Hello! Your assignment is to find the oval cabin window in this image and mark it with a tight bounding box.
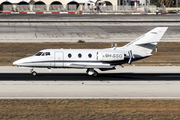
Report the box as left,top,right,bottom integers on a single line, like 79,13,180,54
68,53,72,58
88,53,92,58
78,53,82,58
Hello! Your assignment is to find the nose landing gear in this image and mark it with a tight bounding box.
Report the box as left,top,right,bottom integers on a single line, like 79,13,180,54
32,71,37,76
30,69,37,76
86,68,98,77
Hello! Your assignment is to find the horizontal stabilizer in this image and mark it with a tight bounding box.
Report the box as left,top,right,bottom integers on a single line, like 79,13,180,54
134,53,152,58
135,41,159,45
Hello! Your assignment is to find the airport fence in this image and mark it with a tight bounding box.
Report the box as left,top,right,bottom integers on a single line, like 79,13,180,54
16,5,30,12
49,5,64,12
2,5,12,12
3,4,160,13
82,5,157,13
33,5,47,12
3,4,77,12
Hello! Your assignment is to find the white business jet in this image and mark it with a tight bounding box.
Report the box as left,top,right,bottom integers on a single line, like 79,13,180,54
13,27,168,76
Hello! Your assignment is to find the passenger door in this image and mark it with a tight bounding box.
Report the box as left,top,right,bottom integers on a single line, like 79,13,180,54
54,52,64,67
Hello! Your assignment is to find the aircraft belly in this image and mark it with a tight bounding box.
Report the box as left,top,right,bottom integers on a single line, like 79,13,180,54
69,62,113,69
54,61,63,67
22,62,51,67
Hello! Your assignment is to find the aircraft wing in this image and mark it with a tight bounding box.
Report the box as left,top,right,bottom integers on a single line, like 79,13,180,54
69,64,114,68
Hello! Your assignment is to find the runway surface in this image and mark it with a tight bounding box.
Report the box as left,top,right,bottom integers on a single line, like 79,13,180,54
0,14,180,23
1,73,180,81
0,14,180,20
1,66,180,80
0,14,179,42
0,24,179,42
0,66,180,99
1,73,180,80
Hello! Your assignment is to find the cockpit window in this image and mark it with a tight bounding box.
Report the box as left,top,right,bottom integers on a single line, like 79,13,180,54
46,52,50,56
35,52,43,56
35,52,50,56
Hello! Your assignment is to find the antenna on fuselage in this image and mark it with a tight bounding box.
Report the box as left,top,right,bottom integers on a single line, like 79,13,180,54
115,43,117,47
111,43,117,48
113,43,117,50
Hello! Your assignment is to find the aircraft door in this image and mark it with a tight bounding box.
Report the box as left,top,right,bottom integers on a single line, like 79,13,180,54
54,52,64,67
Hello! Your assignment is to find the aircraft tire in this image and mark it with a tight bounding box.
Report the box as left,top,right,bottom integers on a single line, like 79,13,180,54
93,71,98,77
32,71,37,76
86,69,89,74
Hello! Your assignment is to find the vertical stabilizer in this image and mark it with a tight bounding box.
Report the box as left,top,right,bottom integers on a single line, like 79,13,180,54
123,27,168,56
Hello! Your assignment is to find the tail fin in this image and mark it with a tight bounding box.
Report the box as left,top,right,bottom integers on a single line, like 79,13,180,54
123,27,168,56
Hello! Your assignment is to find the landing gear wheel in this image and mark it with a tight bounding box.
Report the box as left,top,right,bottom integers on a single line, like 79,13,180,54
86,68,98,77
93,70,98,77
32,71,37,76
86,69,89,74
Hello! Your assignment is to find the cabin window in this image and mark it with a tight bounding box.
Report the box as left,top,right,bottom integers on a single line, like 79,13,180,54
68,53,72,58
78,53,82,58
88,53,92,58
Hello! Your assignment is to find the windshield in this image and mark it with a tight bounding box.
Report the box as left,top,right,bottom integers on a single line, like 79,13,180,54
35,52,43,56
35,52,50,56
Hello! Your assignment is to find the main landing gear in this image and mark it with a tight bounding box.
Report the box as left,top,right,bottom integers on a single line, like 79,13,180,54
30,69,37,76
86,68,98,77
30,68,98,77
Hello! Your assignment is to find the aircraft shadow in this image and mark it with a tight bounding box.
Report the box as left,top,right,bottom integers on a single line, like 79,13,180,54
0,73,179,81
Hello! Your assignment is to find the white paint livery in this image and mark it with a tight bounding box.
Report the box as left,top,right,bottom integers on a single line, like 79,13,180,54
13,27,168,76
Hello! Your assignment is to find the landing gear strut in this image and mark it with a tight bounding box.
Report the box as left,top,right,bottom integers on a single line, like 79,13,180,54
86,68,98,77
30,69,37,76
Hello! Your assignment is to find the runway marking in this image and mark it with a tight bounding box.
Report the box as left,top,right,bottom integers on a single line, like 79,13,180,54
159,75,180,77
1,97,180,99
79,22,102,39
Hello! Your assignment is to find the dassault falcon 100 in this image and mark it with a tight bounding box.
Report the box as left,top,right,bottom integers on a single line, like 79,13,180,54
13,27,168,76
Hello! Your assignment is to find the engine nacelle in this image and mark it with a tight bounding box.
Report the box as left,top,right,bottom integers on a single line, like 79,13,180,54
97,52,124,61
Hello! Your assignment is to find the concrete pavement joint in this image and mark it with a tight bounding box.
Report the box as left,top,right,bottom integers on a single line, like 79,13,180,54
0,97,180,99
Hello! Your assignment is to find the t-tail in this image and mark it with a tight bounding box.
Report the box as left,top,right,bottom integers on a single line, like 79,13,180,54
121,27,168,61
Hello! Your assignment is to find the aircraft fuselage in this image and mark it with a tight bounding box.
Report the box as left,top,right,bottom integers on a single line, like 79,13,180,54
13,48,130,69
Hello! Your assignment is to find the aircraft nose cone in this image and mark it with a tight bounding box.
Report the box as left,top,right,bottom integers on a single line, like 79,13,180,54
13,60,19,66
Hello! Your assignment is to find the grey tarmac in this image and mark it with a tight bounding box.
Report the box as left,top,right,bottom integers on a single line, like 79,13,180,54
0,14,179,43
0,24,179,42
0,66,180,99
0,14,180,21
